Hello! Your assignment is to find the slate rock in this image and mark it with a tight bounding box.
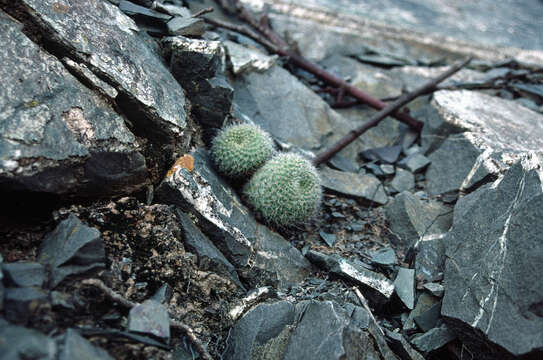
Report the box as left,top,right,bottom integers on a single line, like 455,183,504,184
390,168,415,193
370,248,396,267
2,262,46,288
380,164,395,176
399,153,431,174
425,134,484,195
413,302,442,332
423,283,444,298
283,301,374,360
442,160,543,357
320,54,403,99
410,325,456,353
223,300,296,359
224,300,383,360
415,238,446,282
0,10,147,196
385,330,425,360
38,214,105,288
424,90,543,195
128,300,170,340
404,293,440,332
162,36,232,132
329,155,360,173
119,0,170,34
58,328,114,360
2,0,187,144
361,145,402,164
0,321,57,360
232,64,335,150
394,268,415,310
4,287,48,324
177,210,244,289
155,149,311,288
306,250,394,299
150,284,173,305
319,231,337,247
385,191,452,248
167,16,205,36
320,168,388,205
223,40,277,75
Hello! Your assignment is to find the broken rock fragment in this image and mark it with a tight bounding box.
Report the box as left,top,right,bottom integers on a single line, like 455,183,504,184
0,10,147,196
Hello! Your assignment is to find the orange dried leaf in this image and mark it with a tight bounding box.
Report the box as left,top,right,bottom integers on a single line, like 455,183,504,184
167,154,194,177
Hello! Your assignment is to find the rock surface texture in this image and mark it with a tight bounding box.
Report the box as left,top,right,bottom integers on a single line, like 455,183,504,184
1,0,543,359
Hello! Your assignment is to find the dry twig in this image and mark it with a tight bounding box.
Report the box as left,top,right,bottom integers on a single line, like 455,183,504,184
81,278,214,360
208,0,423,131
353,287,385,336
312,57,472,166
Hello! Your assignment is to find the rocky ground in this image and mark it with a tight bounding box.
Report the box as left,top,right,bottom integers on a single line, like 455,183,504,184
0,0,542,359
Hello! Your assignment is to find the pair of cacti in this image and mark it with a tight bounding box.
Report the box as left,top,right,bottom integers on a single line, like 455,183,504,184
211,124,322,226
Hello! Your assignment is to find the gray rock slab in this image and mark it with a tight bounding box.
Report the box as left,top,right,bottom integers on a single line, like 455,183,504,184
401,153,431,174
441,160,543,357
404,293,440,332
2,0,186,144
223,300,297,359
415,237,446,283
394,268,415,309
38,214,105,288
423,283,444,298
385,330,425,360
413,302,442,332
284,301,368,360
370,248,396,267
424,90,543,194
385,191,452,248
224,300,383,360
150,284,173,305
4,287,48,324
167,16,205,36
267,0,543,52
128,300,170,340
0,10,147,196
0,322,57,360
155,149,311,288
390,168,415,193
59,328,114,360
162,36,232,130
320,54,403,99
177,210,244,290
223,40,277,75
425,134,483,195
320,168,387,205
410,325,456,353
232,64,335,150
307,251,394,299
2,262,46,288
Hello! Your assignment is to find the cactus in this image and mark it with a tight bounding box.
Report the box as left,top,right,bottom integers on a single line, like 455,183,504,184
244,153,322,226
210,124,274,179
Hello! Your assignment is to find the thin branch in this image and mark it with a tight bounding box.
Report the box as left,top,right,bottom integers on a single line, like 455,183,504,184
312,57,472,166
210,1,423,131
353,287,385,336
81,279,214,360
192,7,214,18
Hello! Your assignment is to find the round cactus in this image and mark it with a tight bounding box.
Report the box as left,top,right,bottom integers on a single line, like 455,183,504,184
244,153,322,226
210,124,274,179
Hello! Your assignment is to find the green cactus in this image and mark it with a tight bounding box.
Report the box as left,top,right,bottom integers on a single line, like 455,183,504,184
244,153,322,226
210,124,274,179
